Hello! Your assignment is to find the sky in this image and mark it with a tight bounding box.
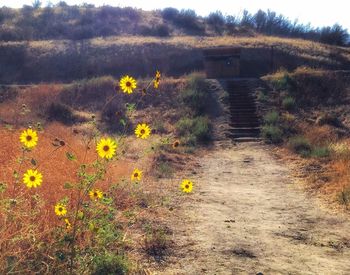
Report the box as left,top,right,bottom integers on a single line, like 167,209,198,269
1,0,349,31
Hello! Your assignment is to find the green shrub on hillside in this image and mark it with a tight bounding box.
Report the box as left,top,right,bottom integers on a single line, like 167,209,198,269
263,111,279,125
91,252,130,275
176,116,212,146
282,96,296,110
311,146,330,158
271,73,294,91
181,73,212,116
261,125,283,144
288,136,312,157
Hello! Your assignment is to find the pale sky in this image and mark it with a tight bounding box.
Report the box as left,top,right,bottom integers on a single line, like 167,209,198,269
1,0,349,31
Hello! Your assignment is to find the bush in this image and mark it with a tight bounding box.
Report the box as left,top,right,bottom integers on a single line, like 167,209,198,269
316,113,343,128
288,136,312,157
311,147,330,158
176,116,212,146
161,7,179,21
206,11,225,33
282,96,296,110
47,102,78,125
261,125,283,144
143,224,171,262
263,111,279,125
92,252,129,275
272,73,294,91
181,74,211,115
139,24,170,37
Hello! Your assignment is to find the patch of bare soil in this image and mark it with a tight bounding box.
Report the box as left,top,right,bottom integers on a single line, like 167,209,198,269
161,142,350,275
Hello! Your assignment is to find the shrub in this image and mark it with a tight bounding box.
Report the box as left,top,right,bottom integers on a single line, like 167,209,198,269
176,116,212,146
261,125,283,144
263,111,279,125
282,96,296,110
92,252,129,275
47,102,78,125
143,225,171,262
271,73,294,91
311,147,330,158
139,24,170,37
288,136,312,157
206,11,225,33
316,113,343,128
161,7,179,21
181,73,211,115
173,9,204,34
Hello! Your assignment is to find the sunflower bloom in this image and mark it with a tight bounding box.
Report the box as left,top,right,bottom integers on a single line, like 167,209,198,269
89,189,103,201
96,138,117,159
55,203,67,216
135,123,151,139
172,140,180,149
119,75,137,94
131,168,142,181
180,179,193,193
64,218,72,230
23,169,43,188
20,129,38,148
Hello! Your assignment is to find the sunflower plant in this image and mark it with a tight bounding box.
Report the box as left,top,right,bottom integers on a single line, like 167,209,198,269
0,69,196,274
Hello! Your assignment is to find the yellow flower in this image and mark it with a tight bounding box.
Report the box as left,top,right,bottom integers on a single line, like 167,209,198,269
172,140,180,149
180,179,193,193
20,129,38,148
89,189,103,201
96,138,117,159
23,169,43,188
54,203,67,216
153,70,161,89
131,168,142,181
64,218,72,230
135,123,151,139
119,75,137,94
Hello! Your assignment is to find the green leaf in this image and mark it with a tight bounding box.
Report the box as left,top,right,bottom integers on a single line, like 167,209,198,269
66,152,76,161
13,170,19,179
63,182,73,189
0,182,7,193
119,118,126,126
4,124,13,131
125,103,136,112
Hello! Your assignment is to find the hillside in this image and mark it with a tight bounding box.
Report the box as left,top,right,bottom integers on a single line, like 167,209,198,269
1,5,349,46
1,35,350,83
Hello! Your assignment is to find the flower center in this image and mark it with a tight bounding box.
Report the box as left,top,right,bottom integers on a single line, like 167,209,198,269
134,173,139,177
58,207,63,212
94,192,98,197
185,184,189,189
26,135,32,141
30,176,35,181
103,145,110,152
126,81,131,87
140,129,145,134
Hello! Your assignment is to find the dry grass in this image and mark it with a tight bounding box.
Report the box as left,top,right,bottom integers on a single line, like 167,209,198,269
0,75,200,272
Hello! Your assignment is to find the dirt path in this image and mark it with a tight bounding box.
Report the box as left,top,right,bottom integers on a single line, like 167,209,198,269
162,142,350,275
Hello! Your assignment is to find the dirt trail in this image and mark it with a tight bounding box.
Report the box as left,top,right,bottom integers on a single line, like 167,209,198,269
163,142,350,275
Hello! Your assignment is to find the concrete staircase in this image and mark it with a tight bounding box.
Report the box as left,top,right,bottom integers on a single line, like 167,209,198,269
226,79,261,141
